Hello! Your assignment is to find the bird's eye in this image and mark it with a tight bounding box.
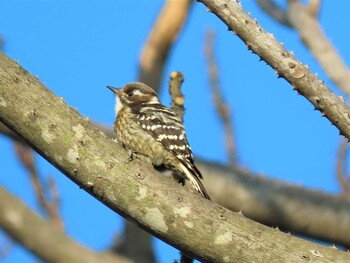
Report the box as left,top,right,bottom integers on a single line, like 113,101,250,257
127,91,134,97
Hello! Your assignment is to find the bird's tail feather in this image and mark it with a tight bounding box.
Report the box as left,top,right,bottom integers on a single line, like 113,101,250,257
179,163,211,200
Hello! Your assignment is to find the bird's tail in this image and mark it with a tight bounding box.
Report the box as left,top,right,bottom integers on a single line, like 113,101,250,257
179,163,211,200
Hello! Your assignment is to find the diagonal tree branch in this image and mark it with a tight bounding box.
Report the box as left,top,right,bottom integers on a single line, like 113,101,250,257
198,0,350,140
1,49,350,262
2,112,350,247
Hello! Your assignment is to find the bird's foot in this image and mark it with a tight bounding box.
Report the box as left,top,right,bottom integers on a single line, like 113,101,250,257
125,151,138,163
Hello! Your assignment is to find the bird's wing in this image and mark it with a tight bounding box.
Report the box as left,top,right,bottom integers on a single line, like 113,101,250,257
130,103,203,179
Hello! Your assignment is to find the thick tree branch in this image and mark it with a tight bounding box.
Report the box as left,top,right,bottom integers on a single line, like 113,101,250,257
2,116,350,246
0,186,131,263
3,116,350,246
200,161,350,247
1,52,350,261
198,0,350,140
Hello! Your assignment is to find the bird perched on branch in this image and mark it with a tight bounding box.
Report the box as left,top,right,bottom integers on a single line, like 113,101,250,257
107,82,210,200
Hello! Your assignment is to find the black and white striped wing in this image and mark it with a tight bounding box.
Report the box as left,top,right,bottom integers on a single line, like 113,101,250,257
131,103,202,177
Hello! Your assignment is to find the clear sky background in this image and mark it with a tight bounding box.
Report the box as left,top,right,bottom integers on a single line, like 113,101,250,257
1,1,349,262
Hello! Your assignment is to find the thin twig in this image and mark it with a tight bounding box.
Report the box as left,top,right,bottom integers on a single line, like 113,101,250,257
204,29,236,165
336,138,350,194
14,142,63,229
169,71,185,121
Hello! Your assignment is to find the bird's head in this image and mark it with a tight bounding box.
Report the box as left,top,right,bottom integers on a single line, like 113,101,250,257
107,82,160,115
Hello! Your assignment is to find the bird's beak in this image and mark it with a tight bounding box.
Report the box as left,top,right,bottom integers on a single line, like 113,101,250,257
106,85,120,94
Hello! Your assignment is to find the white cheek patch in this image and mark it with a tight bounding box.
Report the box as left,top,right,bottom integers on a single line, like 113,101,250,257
115,96,123,115
148,96,160,104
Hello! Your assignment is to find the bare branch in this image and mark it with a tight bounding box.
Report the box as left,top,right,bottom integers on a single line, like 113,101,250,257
14,142,63,229
336,138,350,194
139,0,193,92
3,117,350,246
204,29,236,165
0,187,132,263
1,46,350,263
112,221,155,263
3,115,350,246
169,71,185,121
198,0,350,141
201,161,350,247
47,176,61,218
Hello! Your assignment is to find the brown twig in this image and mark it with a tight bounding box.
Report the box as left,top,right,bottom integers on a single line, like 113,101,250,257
14,142,63,229
336,138,350,194
204,30,236,165
139,0,193,92
169,71,185,121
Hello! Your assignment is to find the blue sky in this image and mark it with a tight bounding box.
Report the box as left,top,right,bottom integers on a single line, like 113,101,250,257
1,1,349,262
